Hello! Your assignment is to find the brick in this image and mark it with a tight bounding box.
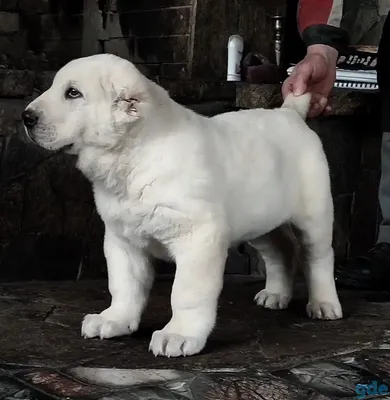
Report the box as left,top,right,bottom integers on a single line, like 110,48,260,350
88,208,105,243
0,117,20,136
21,13,41,39
104,12,123,38
40,39,83,69
135,63,161,79
23,162,64,235
80,208,106,279
0,181,23,238
0,98,28,121
63,201,93,236
191,0,239,79
34,71,56,92
0,0,18,10
0,70,34,97
21,14,46,54
0,237,32,280
18,0,51,13
45,153,93,202
0,11,18,32
0,98,29,136
0,34,29,69
161,63,189,78
50,0,84,15
104,38,133,60
238,0,287,64
1,136,48,184
159,79,236,103
18,0,56,14
187,101,235,116
110,8,191,38
22,154,92,237
39,14,84,40
135,36,189,63
112,0,192,12
0,234,82,280
22,13,82,50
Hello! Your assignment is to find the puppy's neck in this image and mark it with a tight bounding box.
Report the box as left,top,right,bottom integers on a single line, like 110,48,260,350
76,146,131,195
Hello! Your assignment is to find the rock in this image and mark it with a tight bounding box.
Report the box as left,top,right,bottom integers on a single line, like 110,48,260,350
0,233,82,280
0,11,19,33
1,136,48,184
23,162,64,235
0,69,34,97
0,181,23,238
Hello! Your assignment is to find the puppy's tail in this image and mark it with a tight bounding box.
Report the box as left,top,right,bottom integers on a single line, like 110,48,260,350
281,93,311,120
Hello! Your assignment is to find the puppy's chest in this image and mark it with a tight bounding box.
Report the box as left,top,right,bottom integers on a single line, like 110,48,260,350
95,192,150,234
93,187,177,246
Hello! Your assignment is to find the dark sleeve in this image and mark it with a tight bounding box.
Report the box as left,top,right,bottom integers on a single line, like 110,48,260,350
297,0,349,53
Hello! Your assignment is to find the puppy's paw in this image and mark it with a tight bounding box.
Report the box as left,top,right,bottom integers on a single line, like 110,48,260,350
149,330,206,358
254,289,291,310
81,308,138,339
307,300,343,320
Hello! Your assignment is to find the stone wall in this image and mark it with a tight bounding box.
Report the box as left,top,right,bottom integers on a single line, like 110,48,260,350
0,0,185,280
0,0,288,82
1,0,380,281
0,0,286,79
0,0,197,77
0,0,289,280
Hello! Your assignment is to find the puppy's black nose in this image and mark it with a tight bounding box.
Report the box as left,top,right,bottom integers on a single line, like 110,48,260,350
22,109,38,128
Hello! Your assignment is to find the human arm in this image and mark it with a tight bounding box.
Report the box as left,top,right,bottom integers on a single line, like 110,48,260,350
282,0,349,117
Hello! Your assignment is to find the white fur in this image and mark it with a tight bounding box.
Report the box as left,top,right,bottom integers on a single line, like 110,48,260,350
23,54,342,358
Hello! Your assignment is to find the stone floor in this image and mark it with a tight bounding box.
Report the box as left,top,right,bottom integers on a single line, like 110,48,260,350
1,278,390,399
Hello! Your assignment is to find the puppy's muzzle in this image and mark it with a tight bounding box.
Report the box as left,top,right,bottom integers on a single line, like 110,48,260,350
22,109,39,129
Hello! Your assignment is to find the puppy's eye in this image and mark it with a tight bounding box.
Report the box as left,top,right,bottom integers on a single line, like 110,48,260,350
65,87,82,99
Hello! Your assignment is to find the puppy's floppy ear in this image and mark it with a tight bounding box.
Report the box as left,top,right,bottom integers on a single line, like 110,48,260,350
112,86,141,120
120,95,140,117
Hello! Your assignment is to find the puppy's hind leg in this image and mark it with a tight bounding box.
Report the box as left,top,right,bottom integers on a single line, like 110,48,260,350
293,150,342,320
252,225,297,310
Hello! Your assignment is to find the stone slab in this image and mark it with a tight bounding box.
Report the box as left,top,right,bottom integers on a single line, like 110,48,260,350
1,280,390,398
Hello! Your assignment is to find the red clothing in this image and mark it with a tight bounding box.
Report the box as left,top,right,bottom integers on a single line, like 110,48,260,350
298,0,344,34
297,0,348,52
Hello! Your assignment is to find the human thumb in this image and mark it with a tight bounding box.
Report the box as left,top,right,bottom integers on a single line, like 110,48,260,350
292,67,310,96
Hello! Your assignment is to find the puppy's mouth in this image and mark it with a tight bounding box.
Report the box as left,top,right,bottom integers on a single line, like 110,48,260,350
24,127,37,144
26,135,74,154
62,144,73,151
23,125,75,154
62,143,76,155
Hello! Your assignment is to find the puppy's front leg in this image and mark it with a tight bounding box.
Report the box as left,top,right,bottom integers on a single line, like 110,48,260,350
149,227,227,357
82,227,153,339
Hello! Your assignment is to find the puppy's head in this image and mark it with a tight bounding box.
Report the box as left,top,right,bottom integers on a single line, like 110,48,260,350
22,54,158,153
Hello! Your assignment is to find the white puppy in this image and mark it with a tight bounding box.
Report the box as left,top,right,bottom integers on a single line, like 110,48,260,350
22,54,342,358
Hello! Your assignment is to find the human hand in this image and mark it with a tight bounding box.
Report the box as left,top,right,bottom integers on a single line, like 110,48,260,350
282,44,338,118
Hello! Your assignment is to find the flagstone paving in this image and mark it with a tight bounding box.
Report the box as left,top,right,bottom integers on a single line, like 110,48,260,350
1,278,390,399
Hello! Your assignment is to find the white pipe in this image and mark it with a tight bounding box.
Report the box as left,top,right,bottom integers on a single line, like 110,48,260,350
227,35,244,82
